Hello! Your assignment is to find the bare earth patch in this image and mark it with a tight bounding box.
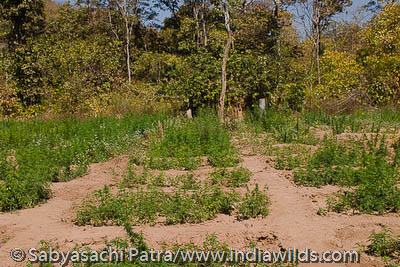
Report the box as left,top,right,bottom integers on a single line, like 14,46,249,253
0,152,399,266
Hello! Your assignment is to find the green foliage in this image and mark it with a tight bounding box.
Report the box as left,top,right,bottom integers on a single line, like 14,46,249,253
133,110,239,170
37,6,125,115
273,145,312,171
315,50,361,100
178,173,201,190
76,186,166,226
237,185,269,219
245,109,316,144
76,183,240,226
293,138,360,186
362,3,400,105
303,110,362,134
122,167,151,187
364,227,400,266
0,0,46,108
294,135,400,214
162,187,239,225
366,227,399,258
209,167,251,188
0,113,165,211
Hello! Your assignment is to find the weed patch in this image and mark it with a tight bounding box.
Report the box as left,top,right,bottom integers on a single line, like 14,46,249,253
361,227,400,267
132,110,239,170
294,136,400,214
245,109,318,145
76,183,242,226
0,113,165,211
238,185,269,220
209,167,251,188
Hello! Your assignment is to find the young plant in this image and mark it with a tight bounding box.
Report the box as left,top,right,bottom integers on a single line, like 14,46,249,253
210,167,251,188
238,184,269,220
363,227,400,266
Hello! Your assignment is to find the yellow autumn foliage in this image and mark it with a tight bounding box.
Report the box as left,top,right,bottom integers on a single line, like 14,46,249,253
314,50,361,100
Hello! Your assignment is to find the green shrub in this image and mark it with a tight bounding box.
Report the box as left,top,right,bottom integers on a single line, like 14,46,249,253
162,187,238,225
0,113,165,212
295,135,400,214
178,173,201,190
210,167,251,188
245,109,316,144
122,167,149,187
135,110,239,170
76,186,167,226
366,227,400,258
76,184,240,226
238,185,269,219
363,227,400,267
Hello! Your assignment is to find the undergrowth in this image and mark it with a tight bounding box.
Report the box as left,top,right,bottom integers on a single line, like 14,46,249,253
209,167,251,188
361,226,400,267
75,167,269,226
293,135,400,214
131,110,239,170
28,226,296,267
0,113,165,211
245,109,317,144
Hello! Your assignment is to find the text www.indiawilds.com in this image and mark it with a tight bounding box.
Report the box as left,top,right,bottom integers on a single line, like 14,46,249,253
10,247,360,266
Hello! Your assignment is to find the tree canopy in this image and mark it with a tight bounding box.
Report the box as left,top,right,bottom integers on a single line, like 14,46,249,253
1,0,400,117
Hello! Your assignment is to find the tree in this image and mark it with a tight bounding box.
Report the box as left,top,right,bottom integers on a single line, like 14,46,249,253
105,0,156,83
218,1,232,121
361,2,400,104
292,0,351,103
0,0,46,108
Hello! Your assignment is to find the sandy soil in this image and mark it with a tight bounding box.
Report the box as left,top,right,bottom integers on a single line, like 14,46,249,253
0,152,399,267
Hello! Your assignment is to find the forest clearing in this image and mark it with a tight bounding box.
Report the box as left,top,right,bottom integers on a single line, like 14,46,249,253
0,110,400,266
1,0,400,266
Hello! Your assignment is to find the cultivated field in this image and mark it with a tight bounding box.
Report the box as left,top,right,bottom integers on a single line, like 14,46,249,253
0,110,399,267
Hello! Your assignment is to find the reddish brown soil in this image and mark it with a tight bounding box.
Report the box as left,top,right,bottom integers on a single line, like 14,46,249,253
0,152,399,266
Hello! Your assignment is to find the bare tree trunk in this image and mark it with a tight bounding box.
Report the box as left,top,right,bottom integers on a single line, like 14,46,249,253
201,0,208,46
273,0,282,84
125,19,132,83
312,0,321,85
194,6,200,47
219,5,232,122
309,44,315,107
316,21,321,85
107,0,137,84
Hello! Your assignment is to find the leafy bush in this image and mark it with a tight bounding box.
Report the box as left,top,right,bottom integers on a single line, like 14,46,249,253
178,173,201,190
364,227,400,266
0,113,165,211
245,109,315,144
295,135,400,214
366,227,400,258
134,110,239,170
76,186,166,226
76,183,240,226
238,185,269,219
210,167,251,188
274,145,312,171
314,50,361,101
293,138,361,186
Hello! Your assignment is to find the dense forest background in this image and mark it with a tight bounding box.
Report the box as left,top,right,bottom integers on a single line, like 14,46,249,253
0,0,399,118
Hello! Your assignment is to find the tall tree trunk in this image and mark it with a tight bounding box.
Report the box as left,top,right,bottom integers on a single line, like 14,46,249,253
201,0,207,46
219,5,232,122
316,20,321,85
194,6,200,47
126,37,131,83
124,5,132,84
312,0,321,85
273,0,282,84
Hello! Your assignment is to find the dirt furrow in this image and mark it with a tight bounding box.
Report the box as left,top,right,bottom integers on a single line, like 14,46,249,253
0,154,398,267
